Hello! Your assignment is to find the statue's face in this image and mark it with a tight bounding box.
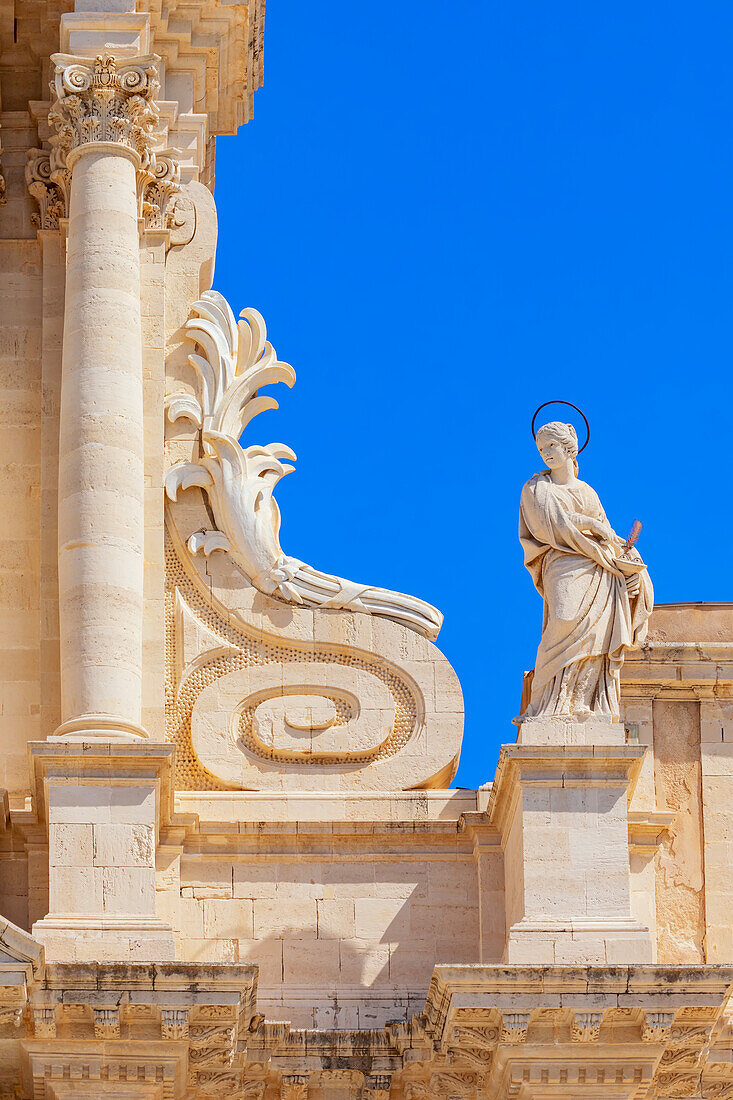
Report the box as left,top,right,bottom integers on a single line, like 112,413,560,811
537,436,570,470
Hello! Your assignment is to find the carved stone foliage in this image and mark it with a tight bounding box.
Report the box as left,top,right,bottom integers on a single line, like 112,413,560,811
500,1013,530,1044
430,1070,477,1098
165,290,443,640
239,1082,267,1100
188,1022,237,1068
25,149,67,229
93,1006,120,1039
363,1074,392,1099
48,52,160,171
0,1007,22,1029
45,52,183,236
161,1007,189,1040
280,1075,309,1099
32,1006,56,1038
571,1011,603,1043
140,151,181,230
642,1011,675,1043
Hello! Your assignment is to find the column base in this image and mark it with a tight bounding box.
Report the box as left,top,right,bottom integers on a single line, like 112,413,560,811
49,714,148,742
506,917,653,965
33,915,176,962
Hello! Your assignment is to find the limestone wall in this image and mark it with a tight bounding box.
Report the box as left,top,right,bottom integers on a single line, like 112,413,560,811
155,791,485,1028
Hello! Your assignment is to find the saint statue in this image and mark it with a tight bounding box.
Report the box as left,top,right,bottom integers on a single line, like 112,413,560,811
519,420,653,721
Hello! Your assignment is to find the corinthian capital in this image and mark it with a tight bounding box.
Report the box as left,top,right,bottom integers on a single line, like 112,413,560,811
48,52,161,172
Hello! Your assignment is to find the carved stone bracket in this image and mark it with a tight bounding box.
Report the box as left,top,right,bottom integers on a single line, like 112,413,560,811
642,1011,675,1043
571,1011,604,1043
161,1007,189,1040
93,1006,121,1039
500,1013,530,1044
363,1073,392,1099
280,1075,309,1099
32,1006,56,1038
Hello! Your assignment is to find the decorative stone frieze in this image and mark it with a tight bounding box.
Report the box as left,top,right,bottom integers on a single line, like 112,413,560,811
48,52,160,172
430,1069,478,1097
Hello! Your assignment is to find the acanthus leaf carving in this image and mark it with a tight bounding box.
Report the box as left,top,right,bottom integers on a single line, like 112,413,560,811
32,1006,55,1038
161,1007,189,1040
140,150,181,230
93,1007,120,1039
165,290,443,639
239,1084,266,1100
429,1070,478,1099
500,1012,530,1044
47,51,180,229
280,1074,309,1099
571,1011,603,1042
642,1010,675,1043
25,149,67,230
48,52,161,172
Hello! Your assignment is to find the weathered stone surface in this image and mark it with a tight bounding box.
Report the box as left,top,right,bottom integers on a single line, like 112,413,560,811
0,0,731,1096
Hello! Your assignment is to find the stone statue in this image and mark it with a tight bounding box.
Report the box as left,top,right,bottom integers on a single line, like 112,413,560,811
519,420,653,720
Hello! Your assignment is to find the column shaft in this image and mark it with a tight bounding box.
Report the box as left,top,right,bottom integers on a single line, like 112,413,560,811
57,147,146,738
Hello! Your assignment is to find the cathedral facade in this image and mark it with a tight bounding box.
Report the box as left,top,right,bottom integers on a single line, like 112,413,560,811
0,2,731,1098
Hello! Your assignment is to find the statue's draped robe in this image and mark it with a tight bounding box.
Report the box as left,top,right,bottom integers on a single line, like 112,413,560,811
519,472,653,718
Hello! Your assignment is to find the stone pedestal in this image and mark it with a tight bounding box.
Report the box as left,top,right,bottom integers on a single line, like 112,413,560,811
29,741,175,962
489,726,653,965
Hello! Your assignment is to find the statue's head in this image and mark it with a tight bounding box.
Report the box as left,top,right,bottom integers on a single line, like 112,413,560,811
535,421,579,474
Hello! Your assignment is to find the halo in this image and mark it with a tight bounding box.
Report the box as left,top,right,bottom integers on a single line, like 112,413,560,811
531,400,590,453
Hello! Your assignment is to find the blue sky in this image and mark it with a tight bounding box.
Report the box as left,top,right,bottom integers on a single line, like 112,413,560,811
213,1,733,788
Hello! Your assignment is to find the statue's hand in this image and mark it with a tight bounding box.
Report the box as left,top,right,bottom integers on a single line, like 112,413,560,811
570,513,616,542
626,573,642,597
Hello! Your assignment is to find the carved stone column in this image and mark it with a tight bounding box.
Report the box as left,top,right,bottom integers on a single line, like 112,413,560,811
48,53,160,741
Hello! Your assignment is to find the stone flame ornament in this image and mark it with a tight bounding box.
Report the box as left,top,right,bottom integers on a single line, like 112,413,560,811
519,414,653,720
165,291,443,639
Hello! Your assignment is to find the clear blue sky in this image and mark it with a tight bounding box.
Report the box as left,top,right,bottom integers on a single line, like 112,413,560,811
212,1,733,788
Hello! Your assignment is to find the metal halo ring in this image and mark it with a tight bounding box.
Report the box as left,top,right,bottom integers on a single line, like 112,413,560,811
531,400,590,454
